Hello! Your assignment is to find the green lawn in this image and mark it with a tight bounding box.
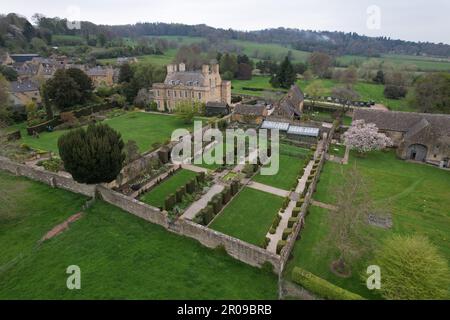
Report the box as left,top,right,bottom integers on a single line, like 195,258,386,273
10,112,197,154
0,170,278,299
139,169,198,208
328,144,346,158
285,151,450,298
210,187,284,247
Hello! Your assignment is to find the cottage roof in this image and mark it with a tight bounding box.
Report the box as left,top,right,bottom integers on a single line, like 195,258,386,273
10,80,39,93
206,101,228,108
234,104,266,116
353,109,450,135
10,54,40,63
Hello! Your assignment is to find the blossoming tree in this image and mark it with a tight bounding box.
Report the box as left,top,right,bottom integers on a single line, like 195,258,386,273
343,120,393,154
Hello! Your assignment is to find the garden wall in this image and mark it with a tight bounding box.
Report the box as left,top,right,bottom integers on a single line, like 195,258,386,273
0,156,96,197
279,124,335,272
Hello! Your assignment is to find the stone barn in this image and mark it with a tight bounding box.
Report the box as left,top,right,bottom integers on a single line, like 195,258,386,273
353,109,450,168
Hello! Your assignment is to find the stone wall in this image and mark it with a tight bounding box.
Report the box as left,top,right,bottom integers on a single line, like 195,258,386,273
0,156,96,197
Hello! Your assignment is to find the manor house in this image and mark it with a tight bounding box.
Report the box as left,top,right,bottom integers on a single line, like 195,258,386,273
152,62,231,112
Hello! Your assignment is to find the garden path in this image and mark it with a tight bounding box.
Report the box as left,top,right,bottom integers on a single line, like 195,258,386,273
246,181,290,197
181,184,225,220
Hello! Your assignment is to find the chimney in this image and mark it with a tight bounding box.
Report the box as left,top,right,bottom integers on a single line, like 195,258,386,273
178,63,186,72
201,64,209,75
167,64,175,74
211,63,219,74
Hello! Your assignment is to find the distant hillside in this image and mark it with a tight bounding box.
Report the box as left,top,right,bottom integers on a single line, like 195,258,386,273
1,13,450,58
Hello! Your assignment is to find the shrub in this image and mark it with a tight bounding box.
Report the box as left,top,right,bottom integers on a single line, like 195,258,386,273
288,217,299,228
282,228,293,240
186,179,197,193
231,180,239,195
197,172,206,184
291,267,364,300
272,214,282,229
276,240,287,254
164,193,176,210
262,237,270,249
58,123,125,184
296,199,304,207
292,207,301,217
222,186,231,204
269,227,276,234
211,199,222,214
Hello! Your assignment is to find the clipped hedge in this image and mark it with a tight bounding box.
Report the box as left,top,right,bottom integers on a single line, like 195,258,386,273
292,207,301,218
164,193,176,210
276,240,287,254
282,228,293,240
291,267,365,300
262,237,270,249
288,217,299,228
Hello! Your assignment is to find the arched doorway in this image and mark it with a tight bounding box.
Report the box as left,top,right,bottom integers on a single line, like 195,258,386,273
406,144,428,162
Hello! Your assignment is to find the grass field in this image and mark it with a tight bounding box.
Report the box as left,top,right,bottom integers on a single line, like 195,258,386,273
232,76,412,112
0,171,278,299
285,150,450,298
253,144,310,190
9,112,197,154
210,187,284,247
328,144,346,158
139,169,198,208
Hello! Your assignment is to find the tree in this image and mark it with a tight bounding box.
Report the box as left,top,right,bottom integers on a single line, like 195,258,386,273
0,74,11,125
270,56,296,89
343,120,393,154
118,63,134,83
174,100,198,124
236,63,252,80
305,80,326,108
58,123,125,184
373,70,385,84
373,235,449,300
307,52,333,78
97,33,107,47
293,62,307,75
340,66,358,85
0,65,18,81
124,140,141,164
219,53,238,78
384,85,407,99
65,68,93,101
323,166,374,276
409,72,450,113
332,86,360,111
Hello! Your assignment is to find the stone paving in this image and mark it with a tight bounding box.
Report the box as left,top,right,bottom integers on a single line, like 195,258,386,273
311,200,338,211
246,181,290,197
182,183,225,220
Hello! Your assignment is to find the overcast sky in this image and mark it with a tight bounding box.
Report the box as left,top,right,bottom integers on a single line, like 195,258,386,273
2,0,449,44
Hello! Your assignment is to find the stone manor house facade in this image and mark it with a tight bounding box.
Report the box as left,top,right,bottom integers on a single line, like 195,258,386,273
152,62,231,112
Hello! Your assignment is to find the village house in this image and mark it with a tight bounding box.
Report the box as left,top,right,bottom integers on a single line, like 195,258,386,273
354,109,450,168
9,79,41,112
232,104,268,125
269,84,305,121
152,62,231,112
86,66,115,87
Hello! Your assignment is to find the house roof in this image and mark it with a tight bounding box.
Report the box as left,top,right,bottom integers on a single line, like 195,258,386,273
234,104,266,116
273,84,304,119
10,80,39,93
353,109,450,135
164,71,205,87
261,120,290,131
206,101,228,108
10,54,40,63
287,126,320,137
86,67,110,76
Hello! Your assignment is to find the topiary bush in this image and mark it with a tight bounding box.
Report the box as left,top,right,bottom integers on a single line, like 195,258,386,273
282,228,293,240
291,267,364,300
288,217,299,228
276,240,287,254
164,193,176,210
292,207,301,218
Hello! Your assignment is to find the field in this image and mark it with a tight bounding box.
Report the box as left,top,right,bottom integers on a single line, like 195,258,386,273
285,151,450,298
139,169,198,208
9,112,197,154
210,187,284,247
232,76,413,112
0,171,278,299
253,144,310,190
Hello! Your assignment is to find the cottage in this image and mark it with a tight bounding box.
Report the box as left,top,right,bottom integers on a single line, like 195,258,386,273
353,109,450,167
152,62,231,112
86,66,114,87
205,101,230,117
232,104,268,125
9,80,41,112
270,85,304,120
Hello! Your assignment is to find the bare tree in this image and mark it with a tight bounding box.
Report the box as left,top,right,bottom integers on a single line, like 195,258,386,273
324,165,374,277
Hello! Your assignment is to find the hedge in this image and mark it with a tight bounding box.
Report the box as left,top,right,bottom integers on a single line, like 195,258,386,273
282,228,293,240
276,240,287,254
164,193,176,210
288,217,299,228
292,207,301,218
291,267,365,300
262,237,270,249
222,186,232,204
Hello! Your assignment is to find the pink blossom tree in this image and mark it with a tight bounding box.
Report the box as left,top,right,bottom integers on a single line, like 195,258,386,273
343,120,393,154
